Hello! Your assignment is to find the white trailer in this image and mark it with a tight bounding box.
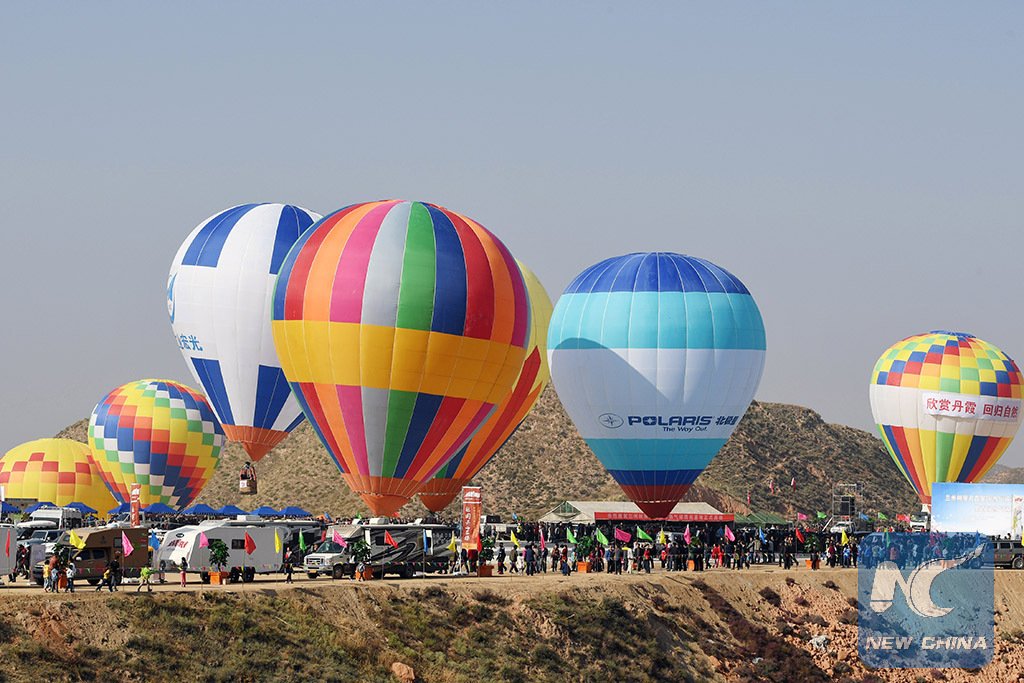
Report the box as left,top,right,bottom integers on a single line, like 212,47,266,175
155,519,287,583
0,526,16,579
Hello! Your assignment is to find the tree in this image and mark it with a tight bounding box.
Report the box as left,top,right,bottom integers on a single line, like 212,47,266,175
208,538,230,572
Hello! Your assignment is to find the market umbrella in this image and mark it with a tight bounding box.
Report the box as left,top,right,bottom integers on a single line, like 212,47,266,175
108,502,131,515
65,502,97,514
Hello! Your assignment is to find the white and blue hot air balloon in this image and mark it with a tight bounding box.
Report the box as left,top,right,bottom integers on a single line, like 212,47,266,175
168,203,322,461
547,252,766,518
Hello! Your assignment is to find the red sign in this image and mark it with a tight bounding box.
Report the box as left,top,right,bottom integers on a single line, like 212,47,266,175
594,511,734,522
129,483,141,527
460,487,482,549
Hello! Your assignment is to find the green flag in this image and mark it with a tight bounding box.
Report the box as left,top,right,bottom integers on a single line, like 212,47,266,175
566,528,577,544
877,512,888,521
595,528,610,546
816,511,826,519
636,527,653,542
298,532,307,551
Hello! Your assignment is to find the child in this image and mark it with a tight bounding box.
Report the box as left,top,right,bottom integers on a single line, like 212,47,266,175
356,560,366,581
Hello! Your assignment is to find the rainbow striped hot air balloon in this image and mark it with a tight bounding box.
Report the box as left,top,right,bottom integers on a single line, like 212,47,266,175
88,379,225,509
418,261,554,512
271,200,530,517
869,331,1024,506
168,203,322,461
548,252,766,519
0,439,117,514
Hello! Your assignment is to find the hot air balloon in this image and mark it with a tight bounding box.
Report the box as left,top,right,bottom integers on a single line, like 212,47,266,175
548,252,766,519
869,331,1023,507
0,438,117,513
168,203,322,461
419,261,554,512
271,200,531,517
88,379,225,509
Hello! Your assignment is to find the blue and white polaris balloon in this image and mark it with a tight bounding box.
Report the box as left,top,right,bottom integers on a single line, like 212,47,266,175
168,203,321,461
547,252,766,518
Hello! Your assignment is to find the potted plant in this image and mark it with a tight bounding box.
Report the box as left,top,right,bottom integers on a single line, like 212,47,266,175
575,535,595,573
804,533,822,570
477,537,494,577
207,538,231,584
350,540,373,580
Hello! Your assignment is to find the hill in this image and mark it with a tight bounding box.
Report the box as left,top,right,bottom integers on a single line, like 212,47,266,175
57,389,919,519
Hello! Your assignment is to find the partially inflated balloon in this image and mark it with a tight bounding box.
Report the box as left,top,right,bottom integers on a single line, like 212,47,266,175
168,203,322,461
419,261,553,512
869,331,1023,506
0,439,117,513
548,252,766,519
272,200,531,516
88,379,225,508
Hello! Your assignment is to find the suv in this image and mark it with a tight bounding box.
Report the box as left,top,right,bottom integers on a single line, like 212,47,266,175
990,539,1024,569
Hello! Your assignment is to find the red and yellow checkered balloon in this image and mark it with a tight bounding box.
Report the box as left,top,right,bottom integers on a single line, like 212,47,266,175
0,439,117,514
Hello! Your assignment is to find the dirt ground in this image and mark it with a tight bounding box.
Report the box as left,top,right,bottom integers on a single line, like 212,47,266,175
3,564,1023,681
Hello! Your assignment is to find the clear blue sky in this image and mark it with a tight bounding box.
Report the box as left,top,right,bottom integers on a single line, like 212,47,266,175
3,4,1024,463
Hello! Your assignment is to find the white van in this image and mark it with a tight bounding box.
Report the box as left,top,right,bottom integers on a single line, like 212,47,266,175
155,519,287,583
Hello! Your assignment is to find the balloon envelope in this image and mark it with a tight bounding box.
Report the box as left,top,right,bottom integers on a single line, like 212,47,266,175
88,379,225,509
419,261,554,512
0,438,117,514
548,252,766,518
272,200,531,516
869,331,1023,505
168,203,322,461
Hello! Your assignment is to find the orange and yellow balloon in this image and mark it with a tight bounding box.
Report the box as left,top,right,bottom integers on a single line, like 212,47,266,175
0,439,117,513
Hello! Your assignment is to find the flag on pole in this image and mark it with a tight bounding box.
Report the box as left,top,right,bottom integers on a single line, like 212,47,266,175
510,530,520,548
274,529,282,554
539,528,546,552
149,531,161,551
595,528,610,546
841,529,849,546
791,476,796,490
858,512,870,521
795,528,805,543
122,531,135,557
657,528,667,545
298,531,307,551
746,491,751,506
244,532,256,554
613,527,631,543
423,530,430,553
566,528,577,545
332,530,348,548
797,512,808,521
4,530,8,558
724,525,736,542
69,530,86,550
816,511,827,520
199,532,209,548
384,530,399,548
636,527,653,542
447,534,458,553
758,527,766,544
877,512,888,521
683,525,692,545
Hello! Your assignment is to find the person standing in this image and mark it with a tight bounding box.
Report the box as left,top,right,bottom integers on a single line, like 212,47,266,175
65,560,76,593
496,545,506,575
179,557,188,588
284,557,294,584
109,555,121,592
137,566,153,592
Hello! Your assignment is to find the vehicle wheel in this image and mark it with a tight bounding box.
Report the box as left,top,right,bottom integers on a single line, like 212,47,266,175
399,565,413,579
229,568,241,583
87,578,100,586
1012,556,1023,570
331,564,345,580
306,572,318,580
243,567,255,583
200,572,210,584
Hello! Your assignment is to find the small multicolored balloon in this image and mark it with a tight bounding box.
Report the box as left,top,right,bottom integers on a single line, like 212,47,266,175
272,200,531,516
88,379,225,509
548,252,766,519
168,203,321,461
0,438,117,513
870,331,1024,506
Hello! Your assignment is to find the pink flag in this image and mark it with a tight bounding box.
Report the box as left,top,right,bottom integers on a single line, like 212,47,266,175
724,525,736,542
613,527,631,543
797,512,808,521
769,479,775,493
539,528,546,552
121,531,134,557
331,530,348,548
746,491,751,506
791,476,796,490
682,524,692,545
199,531,209,548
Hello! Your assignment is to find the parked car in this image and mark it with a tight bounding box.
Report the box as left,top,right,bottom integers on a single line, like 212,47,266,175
990,539,1024,569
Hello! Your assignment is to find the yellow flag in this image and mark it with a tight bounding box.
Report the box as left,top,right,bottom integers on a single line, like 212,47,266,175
657,529,667,545
274,528,282,553
447,534,457,553
69,530,86,550
841,529,849,546
510,530,520,548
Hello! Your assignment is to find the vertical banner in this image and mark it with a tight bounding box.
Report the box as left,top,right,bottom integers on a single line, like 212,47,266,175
130,483,141,527
460,486,482,549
